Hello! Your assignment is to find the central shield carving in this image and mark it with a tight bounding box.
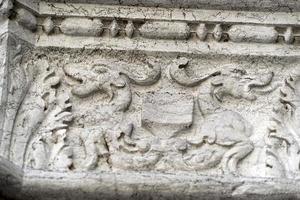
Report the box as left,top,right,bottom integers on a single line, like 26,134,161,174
142,92,194,138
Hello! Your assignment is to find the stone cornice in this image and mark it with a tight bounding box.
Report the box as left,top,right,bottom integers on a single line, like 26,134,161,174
36,35,300,58
17,169,300,200
39,2,300,26
31,2,300,57
42,0,300,12
3,1,300,56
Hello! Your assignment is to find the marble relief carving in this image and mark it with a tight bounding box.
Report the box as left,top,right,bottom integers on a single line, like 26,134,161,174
0,35,32,159
39,16,298,45
4,1,300,199
9,49,298,178
266,70,300,178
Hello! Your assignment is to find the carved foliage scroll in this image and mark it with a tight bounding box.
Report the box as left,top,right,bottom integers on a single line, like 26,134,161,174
10,58,73,170
266,70,300,178
0,35,31,159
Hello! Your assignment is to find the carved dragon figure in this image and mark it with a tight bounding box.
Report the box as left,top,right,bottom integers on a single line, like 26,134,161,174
63,60,161,170
266,69,300,178
170,57,276,175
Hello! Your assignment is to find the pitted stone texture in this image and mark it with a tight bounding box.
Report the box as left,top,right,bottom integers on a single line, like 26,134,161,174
2,1,300,199
139,21,190,40
228,25,278,43
60,18,104,36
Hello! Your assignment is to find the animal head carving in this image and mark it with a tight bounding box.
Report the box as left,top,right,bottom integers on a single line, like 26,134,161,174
211,69,275,102
64,61,161,99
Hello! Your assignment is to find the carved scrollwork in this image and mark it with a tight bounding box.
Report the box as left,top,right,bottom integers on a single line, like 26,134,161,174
266,70,300,178
10,53,283,176
169,57,220,87
9,58,73,171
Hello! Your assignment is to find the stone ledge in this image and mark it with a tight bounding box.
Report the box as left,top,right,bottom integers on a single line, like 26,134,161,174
18,170,300,200
42,0,300,12
40,2,300,25
37,35,300,58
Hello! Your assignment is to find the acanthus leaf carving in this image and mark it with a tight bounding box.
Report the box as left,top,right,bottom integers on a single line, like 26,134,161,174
9,57,73,171
266,70,300,178
26,93,73,171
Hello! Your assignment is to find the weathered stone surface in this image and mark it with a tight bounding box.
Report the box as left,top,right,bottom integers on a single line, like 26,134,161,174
142,92,194,138
2,0,300,200
15,8,37,31
43,0,300,12
228,25,278,43
60,17,104,36
0,0,13,17
139,21,190,40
